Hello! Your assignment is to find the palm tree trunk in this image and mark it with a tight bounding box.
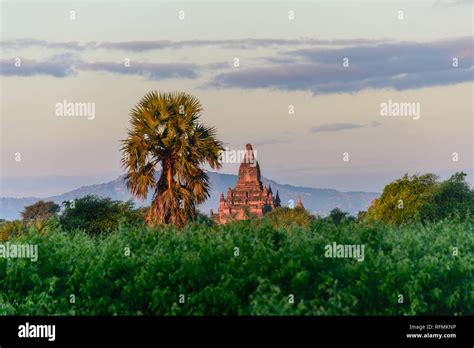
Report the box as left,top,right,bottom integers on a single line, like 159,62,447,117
166,161,173,190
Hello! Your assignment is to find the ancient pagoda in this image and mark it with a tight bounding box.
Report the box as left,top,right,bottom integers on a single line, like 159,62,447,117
211,144,281,224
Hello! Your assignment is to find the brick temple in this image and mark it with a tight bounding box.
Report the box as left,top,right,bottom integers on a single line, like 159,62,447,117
211,144,284,224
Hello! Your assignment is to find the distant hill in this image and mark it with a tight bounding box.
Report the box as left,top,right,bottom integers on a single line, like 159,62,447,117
0,172,379,220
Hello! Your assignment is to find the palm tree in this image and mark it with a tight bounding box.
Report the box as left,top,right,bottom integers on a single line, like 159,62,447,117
121,91,223,227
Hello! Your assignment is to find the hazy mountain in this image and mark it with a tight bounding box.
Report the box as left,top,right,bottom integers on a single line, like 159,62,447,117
0,172,379,220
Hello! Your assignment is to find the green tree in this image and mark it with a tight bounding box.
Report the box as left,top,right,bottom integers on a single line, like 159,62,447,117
121,91,223,227
356,210,367,223
265,207,314,228
59,195,140,235
420,172,474,221
365,173,438,224
326,208,355,225
194,210,215,227
20,200,59,222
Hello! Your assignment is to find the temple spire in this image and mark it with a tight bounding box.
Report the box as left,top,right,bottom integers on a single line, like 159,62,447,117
296,195,304,209
236,143,262,188
243,143,255,164
275,191,281,207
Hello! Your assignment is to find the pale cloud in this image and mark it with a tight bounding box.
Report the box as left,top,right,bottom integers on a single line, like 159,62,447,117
0,56,201,80
0,38,87,51
0,38,387,52
0,55,77,77
209,37,474,94
4,37,472,95
252,138,293,147
79,61,199,80
434,0,473,7
310,122,381,133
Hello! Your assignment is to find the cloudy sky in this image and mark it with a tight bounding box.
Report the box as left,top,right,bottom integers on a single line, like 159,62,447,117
0,0,472,197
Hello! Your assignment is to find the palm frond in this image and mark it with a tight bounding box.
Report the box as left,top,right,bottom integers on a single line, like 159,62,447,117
121,91,223,227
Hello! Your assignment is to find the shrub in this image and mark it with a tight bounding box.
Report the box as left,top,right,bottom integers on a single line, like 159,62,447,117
325,208,355,225
0,220,25,241
193,210,216,227
264,207,314,228
0,216,471,315
59,195,143,235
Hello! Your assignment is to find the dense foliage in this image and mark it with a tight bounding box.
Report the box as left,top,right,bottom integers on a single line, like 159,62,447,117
365,172,473,224
325,208,356,225
0,220,25,241
0,217,471,315
264,207,314,228
419,172,474,222
59,195,145,235
21,201,60,222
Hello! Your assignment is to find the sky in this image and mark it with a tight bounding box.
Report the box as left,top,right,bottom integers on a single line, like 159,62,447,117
0,0,473,197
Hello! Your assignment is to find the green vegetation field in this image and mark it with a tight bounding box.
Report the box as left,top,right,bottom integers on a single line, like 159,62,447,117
0,216,472,315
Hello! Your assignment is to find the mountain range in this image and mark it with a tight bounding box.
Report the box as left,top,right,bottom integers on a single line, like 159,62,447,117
0,172,379,220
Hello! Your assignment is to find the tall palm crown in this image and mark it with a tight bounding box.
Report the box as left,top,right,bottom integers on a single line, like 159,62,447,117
121,91,223,226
